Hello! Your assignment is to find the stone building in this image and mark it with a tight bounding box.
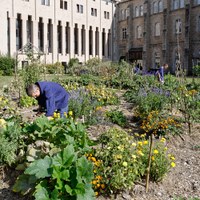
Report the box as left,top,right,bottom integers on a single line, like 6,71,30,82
115,0,200,74
0,0,116,67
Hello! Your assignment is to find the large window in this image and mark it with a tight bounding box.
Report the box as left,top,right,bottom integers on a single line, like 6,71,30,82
77,4,83,13
153,1,158,13
135,6,139,17
122,28,127,39
137,26,142,39
140,5,143,16
172,0,185,10
175,19,182,34
41,0,50,6
104,11,110,19
155,23,160,36
91,8,97,16
195,0,200,5
158,1,163,12
60,0,67,10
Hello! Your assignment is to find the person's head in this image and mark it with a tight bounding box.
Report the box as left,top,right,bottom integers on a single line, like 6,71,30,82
26,84,40,98
163,63,168,69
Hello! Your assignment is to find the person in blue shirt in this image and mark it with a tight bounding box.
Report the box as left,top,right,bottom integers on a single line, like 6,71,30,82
155,63,168,83
26,81,69,119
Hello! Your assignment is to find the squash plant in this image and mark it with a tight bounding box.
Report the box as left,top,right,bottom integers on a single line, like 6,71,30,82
13,145,95,200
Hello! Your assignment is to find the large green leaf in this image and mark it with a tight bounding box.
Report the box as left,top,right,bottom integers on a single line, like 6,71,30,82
34,181,50,200
76,156,94,183
52,166,70,181
25,156,52,178
53,145,76,167
12,174,37,195
76,183,95,200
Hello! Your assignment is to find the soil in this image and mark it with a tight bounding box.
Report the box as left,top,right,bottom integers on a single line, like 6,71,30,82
0,90,200,200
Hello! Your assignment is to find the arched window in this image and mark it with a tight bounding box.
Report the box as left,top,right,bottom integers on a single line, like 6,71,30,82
155,23,160,36
175,19,182,34
135,6,139,17
137,26,142,38
197,0,200,5
153,1,158,13
140,5,143,16
158,1,163,12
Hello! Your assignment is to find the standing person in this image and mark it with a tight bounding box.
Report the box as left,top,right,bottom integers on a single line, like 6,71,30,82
155,63,168,83
26,81,70,119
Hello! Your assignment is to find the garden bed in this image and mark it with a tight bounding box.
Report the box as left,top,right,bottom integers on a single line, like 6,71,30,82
0,90,200,200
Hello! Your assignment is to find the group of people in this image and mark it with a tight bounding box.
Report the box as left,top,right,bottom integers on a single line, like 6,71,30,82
26,63,168,120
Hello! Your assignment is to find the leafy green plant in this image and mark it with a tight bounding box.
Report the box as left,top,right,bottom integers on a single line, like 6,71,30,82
19,95,37,107
13,145,95,200
93,127,142,195
193,65,200,77
0,54,15,76
106,109,127,127
0,120,23,166
22,116,91,153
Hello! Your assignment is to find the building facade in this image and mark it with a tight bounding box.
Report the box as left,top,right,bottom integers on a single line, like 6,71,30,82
115,0,200,74
0,0,116,67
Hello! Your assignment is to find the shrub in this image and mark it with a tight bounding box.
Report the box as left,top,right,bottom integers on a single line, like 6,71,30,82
193,65,200,77
0,55,15,76
106,109,127,127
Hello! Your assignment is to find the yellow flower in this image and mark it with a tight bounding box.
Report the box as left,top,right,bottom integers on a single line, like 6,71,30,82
171,162,176,168
151,156,155,161
153,149,159,154
160,137,166,143
137,150,144,156
131,142,137,147
164,147,168,151
122,161,128,167
95,192,98,196
170,156,175,160
92,180,97,185
68,111,73,116
143,140,148,145
101,184,105,189
131,154,136,159
137,141,143,146
91,157,96,162
0,118,6,128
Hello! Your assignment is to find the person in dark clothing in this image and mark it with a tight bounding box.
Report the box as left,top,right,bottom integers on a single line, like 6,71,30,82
155,63,168,83
26,81,70,119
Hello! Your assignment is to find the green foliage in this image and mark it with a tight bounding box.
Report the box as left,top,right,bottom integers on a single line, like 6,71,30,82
85,57,101,68
140,141,171,182
43,62,64,74
94,128,142,195
22,116,92,153
193,65,200,77
20,63,41,88
19,95,37,107
68,58,79,68
13,145,95,200
106,109,127,127
0,54,15,76
0,121,23,166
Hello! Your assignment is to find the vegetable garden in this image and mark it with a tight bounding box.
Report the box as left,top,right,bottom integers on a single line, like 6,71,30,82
0,57,200,200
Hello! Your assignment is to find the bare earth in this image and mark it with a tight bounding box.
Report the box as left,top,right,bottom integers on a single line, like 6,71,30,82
0,91,200,200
